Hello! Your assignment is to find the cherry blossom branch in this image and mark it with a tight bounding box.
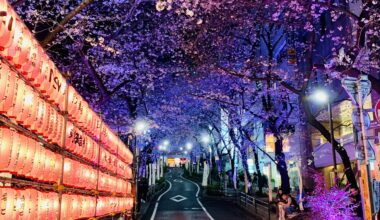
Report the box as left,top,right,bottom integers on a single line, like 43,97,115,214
41,0,95,47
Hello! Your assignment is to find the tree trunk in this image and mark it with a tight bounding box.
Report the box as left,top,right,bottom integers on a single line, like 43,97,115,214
253,147,264,194
275,137,291,194
301,96,358,189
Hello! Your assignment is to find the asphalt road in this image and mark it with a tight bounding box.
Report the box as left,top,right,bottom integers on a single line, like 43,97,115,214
148,168,213,220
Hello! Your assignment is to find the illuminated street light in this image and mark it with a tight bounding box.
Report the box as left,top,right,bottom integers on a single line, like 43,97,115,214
310,89,329,104
179,147,183,151
186,143,193,150
201,134,210,144
135,119,149,133
163,139,170,146
184,151,188,154
310,89,337,186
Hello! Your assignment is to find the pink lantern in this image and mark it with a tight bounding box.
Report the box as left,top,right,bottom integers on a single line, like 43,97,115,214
20,137,36,177
0,127,12,171
0,3,16,51
0,65,16,114
0,187,17,219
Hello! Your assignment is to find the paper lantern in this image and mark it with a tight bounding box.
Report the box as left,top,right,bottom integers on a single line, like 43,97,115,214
12,133,28,174
23,95,41,129
34,55,51,94
23,188,38,220
25,141,41,180
60,194,71,220
7,77,26,119
0,187,17,219
47,192,59,219
63,158,73,186
0,3,16,51
20,137,37,176
16,84,34,124
3,20,31,68
25,46,44,85
37,191,48,220
21,39,41,78
127,197,133,211
36,147,47,181
0,127,12,171
0,65,16,114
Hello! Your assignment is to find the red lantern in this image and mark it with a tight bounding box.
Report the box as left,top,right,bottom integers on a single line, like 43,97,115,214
126,197,133,211
0,65,16,114
13,133,28,174
63,158,73,186
34,55,51,94
0,127,12,171
21,39,41,78
25,141,41,180
0,3,16,51
3,21,31,69
20,137,36,177
37,191,48,220
60,194,71,220
23,188,38,220
36,147,47,181
16,84,34,124
0,187,17,219
27,46,44,85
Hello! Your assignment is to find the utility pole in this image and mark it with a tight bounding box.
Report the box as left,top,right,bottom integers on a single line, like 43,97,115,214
342,75,374,219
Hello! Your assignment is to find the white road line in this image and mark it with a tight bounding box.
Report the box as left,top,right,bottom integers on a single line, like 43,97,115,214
181,176,215,220
150,180,172,220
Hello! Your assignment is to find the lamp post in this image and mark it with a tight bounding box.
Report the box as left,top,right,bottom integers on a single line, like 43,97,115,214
201,133,212,184
310,89,338,186
131,119,150,220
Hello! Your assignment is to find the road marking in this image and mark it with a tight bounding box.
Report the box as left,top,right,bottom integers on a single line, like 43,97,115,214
173,179,183,183
180,176,215,220
150,180,172,220
169,195,188,203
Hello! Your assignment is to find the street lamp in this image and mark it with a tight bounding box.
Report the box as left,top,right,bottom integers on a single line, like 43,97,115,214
310,89,338,186
186,142,193,150
132,119,150,219
201,134,210,145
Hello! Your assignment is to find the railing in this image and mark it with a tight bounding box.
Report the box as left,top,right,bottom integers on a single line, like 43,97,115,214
239,192,272,220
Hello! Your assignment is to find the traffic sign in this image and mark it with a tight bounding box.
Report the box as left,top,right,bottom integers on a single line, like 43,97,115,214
375,100,380,124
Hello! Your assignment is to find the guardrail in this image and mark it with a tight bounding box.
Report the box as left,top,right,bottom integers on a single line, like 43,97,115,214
239,192,272,219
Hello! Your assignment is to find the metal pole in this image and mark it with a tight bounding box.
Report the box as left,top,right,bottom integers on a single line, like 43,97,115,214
133,135,140,220
328,101,338,186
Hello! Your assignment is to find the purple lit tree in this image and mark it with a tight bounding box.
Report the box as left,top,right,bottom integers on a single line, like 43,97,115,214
307,171,357,220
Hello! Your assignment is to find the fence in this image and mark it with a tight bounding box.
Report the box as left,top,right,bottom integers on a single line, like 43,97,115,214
239,192,272,219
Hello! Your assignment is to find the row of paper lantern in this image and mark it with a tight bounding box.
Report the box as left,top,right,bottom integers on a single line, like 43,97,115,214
0,127,62,183
0,62,133,170
0,63,64,146
67,87,133,166
98,172,131,194
0,127,131,191
66,122,132,178
63,158,131,194
0,0,133,166
0,0,66,111
96,196,133,217
0,187,59,220
65,121,99,163
0,187,133,220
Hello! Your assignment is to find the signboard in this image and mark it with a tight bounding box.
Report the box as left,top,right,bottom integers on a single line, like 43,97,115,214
375,100,380,124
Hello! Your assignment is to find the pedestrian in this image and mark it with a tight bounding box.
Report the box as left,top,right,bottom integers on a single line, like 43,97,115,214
278,194,297,220
349,187,363,219
274,188,284,218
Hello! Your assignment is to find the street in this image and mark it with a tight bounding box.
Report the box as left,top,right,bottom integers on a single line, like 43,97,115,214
147,168,213,220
